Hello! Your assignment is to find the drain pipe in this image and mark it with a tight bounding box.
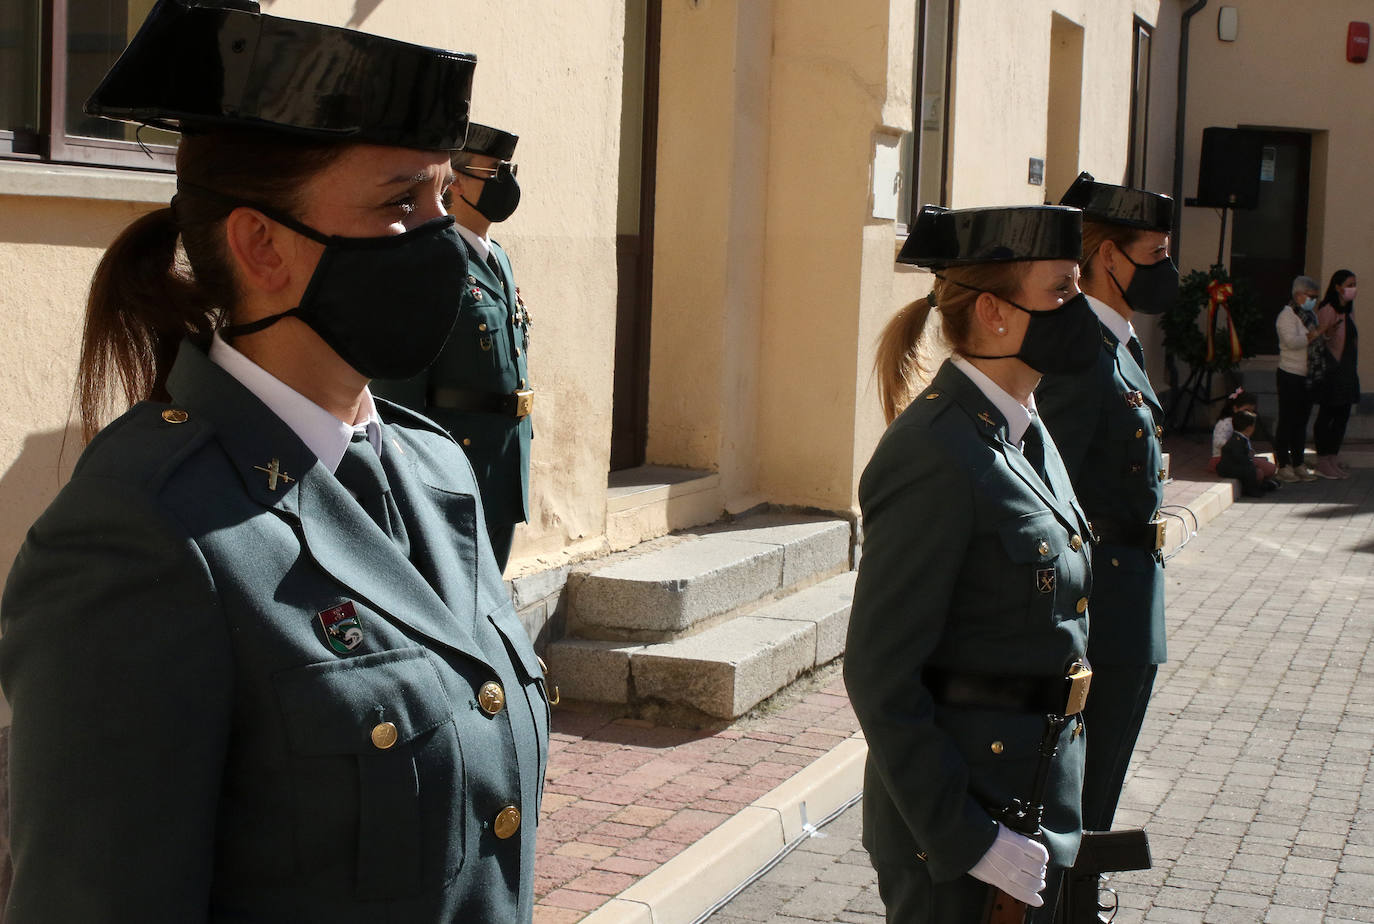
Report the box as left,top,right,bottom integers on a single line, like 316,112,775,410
1172,0,1209,255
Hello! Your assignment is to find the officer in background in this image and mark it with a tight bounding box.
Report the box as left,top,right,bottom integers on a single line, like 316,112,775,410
374,123,532,570
1035,174,1177,886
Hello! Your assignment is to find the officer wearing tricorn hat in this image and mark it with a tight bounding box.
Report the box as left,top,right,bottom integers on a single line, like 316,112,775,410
374,122,533,570
1035,173,1177,917
0,2,549,921
846,203,1097,921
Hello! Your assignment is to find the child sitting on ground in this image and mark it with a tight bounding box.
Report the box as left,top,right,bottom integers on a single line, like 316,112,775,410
1217,410,1281,496
1210,389,1278,480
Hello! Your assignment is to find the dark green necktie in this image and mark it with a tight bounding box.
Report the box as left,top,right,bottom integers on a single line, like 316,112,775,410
1022,415,1049,482
1128,336,1146,369
336,432,410,557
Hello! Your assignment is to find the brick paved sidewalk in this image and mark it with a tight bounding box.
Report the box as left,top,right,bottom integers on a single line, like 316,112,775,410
532,432,1255,922
534,670,861,921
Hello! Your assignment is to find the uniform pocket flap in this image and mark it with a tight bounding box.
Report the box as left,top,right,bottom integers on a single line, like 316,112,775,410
487,602,542,684
996,510,1066,564
276,648,454,755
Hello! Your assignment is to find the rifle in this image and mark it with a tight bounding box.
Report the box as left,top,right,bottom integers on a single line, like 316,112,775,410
1055,829,1152,924
980,714,1068,924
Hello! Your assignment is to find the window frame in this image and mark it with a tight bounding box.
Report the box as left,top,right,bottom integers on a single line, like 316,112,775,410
902,0,955,232
1126,16,1152,188
2,0,175,172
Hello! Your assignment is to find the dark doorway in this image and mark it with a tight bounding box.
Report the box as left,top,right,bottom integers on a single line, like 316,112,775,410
610,0,660,471
1229,130,1311,355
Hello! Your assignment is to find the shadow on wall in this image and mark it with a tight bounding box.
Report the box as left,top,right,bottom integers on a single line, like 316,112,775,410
0,425,83,599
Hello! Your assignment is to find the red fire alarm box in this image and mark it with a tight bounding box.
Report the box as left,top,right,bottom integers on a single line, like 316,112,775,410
1349,22,1370,63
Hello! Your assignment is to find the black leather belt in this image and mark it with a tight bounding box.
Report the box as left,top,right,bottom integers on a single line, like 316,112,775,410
924,662,1092,717
429,386,534,418
1089,516,1165,552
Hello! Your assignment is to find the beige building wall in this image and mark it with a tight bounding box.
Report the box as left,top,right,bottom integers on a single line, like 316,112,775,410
892,1,1175,384
1179,0,1374,391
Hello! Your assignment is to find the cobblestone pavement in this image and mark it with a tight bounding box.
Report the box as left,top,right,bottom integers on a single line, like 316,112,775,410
709,451,1374,923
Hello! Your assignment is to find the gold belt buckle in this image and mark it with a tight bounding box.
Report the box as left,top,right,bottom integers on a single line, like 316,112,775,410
1151,517,1167,551
513,388,535,418
1065,660,1093,715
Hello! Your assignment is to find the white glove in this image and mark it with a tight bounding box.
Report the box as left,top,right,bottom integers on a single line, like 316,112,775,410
967,822,1050,907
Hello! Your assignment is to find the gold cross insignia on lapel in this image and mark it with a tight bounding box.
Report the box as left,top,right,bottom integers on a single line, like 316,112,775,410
977,411,998,427
253,458,295,491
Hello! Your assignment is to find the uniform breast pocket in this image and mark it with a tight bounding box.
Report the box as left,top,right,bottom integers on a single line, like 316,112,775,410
275,648,465,900
1107,402,1158,476
995,510,1069,625
457,301,512,381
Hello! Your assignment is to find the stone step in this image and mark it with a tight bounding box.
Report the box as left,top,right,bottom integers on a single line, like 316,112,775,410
566,513,851,642
549,570,857,720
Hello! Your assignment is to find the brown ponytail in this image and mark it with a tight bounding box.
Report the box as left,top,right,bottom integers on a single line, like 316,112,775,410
76,128,346,441
874,262,1029,424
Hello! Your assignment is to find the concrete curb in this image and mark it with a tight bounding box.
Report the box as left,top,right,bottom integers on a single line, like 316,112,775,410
580,733,869,924
573,465,1239,924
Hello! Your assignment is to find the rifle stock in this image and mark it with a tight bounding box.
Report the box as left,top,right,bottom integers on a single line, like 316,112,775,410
981,887,1030,924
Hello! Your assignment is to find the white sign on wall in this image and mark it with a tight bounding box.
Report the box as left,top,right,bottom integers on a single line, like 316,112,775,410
873,135,901,221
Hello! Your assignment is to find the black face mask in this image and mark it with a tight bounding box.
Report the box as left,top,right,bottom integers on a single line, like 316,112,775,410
1109,251,1179,316
219,207,469,380
460,163,521,222
961,289,1101,375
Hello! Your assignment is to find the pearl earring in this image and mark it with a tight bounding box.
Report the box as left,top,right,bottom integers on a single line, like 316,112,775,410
997,326,1006,334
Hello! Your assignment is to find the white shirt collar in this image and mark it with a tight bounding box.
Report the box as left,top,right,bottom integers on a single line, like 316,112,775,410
455,222,492,264
208,332,381,474
1087,293,1136,346
952,356,1037,445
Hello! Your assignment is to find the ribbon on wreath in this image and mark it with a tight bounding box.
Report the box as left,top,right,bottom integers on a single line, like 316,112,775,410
1204,278,1242,364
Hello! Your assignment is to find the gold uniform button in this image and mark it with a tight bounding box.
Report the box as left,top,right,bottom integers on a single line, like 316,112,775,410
493,805,521,839
162,408,189,424
478,681,506,716
1111,557,1120,567
1037,540,1050,556
1069,535,1083,552
478,322,488,331
371,722,398,750
1155,425,1164,438
1076,597,1088,614
462,438,472,446
1135,428,1144,438
990,741,1005,755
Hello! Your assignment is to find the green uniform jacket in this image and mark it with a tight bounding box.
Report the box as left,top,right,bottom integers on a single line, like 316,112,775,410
0,340,549,923
845,361,1091,885
1035,321,1166,666
373,238,532,528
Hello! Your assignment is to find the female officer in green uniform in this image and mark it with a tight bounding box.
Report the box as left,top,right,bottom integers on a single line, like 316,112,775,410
846,204,1098,921
0,2,549,921
1036,174,1176,840
373,123,533,570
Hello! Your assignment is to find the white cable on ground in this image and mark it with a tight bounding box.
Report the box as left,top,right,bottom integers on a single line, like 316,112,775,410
1158,503,1199,561
695,792,865,923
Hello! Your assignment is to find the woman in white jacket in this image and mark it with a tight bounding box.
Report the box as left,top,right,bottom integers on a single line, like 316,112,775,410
1273,275,1332,482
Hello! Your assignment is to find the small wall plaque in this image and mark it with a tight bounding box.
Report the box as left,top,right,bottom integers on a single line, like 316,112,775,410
1028,157,1045,186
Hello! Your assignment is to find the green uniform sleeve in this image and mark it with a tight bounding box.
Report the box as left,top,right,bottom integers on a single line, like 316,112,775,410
0,477,233,923
844,423,997,882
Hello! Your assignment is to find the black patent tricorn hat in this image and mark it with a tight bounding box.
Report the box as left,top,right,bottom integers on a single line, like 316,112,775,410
85,0,476,150
1059,172,1174,232
897,205,1082,269
460,123,519,161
